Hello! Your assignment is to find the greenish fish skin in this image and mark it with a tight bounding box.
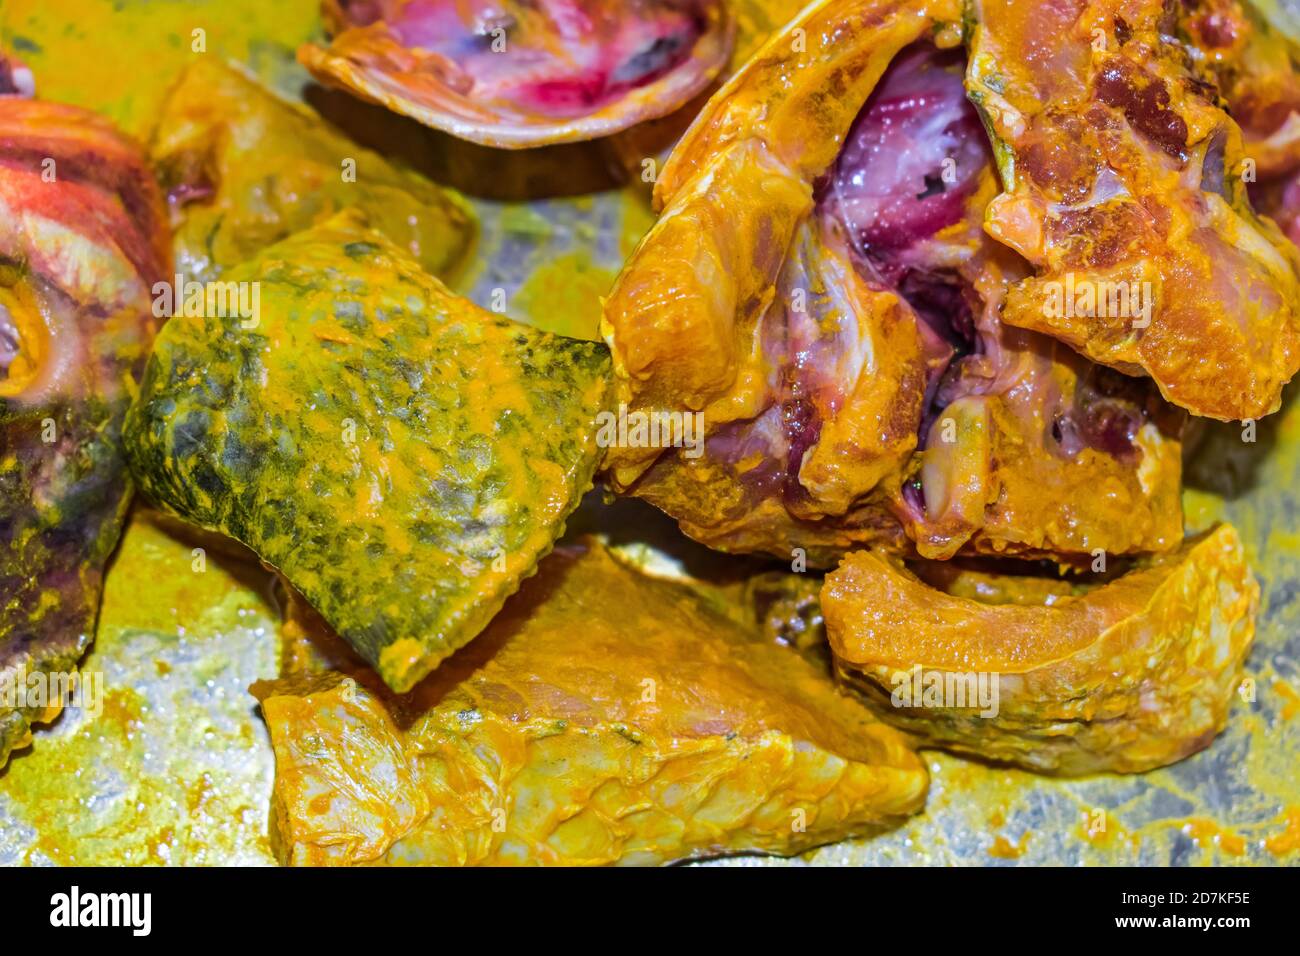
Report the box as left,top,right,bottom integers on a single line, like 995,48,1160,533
123,211,611,692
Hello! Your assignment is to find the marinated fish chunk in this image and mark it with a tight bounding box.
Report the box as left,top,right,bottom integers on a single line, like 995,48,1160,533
822,525,1258,775
967,0,1300,420
0,79,169,766
298,0,735,148
124,212,610,692
254,541,928,865
150,59,475,284
601,0,1183,567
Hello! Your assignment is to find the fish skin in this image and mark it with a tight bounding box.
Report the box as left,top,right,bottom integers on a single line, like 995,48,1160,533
123,211,611,692
0,89,169,767
253,540,928,866
823,524,1258,775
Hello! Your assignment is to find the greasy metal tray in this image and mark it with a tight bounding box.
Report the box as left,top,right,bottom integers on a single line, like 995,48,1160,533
1,0,1297,866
